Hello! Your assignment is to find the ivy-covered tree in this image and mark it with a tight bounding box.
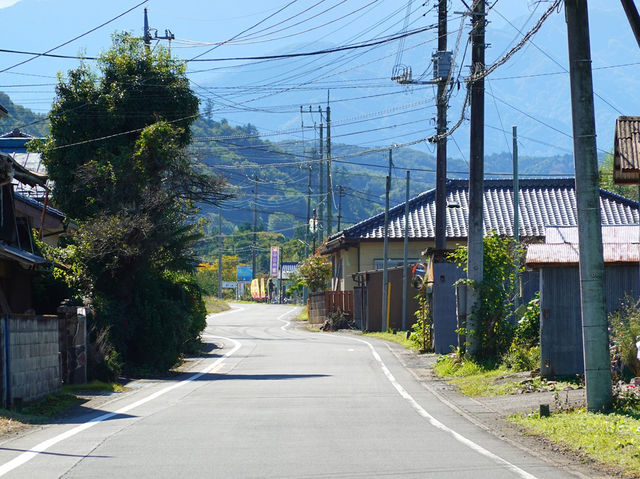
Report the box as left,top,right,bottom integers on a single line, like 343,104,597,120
39,33,229,374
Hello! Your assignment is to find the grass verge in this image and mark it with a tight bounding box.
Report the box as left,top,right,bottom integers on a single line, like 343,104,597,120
0,381,126,436
364,331,416,351
433,355,581,397
204,296,231,314
510,409,640,477
297,308,308,321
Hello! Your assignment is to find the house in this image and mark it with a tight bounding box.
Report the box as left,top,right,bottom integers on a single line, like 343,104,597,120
527,225,639,376
322,178,638,292
322,178,639,351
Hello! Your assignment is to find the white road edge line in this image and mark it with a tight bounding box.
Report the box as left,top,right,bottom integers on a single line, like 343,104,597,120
275,308,299,330
0,334,242,477
347,337,538,479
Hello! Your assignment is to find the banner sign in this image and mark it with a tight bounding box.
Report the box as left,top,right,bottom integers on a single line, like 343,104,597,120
270,246,280,277
236,264,253,281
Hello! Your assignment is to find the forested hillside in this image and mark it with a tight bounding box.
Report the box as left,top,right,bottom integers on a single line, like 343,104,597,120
0,92,49,137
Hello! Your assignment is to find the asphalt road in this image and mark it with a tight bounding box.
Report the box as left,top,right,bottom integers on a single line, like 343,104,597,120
0,303,581,478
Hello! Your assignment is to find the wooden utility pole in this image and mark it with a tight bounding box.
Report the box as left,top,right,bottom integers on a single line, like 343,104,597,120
466,0,486,358
435,0,448,250
621,0,640,48
565,0,611,412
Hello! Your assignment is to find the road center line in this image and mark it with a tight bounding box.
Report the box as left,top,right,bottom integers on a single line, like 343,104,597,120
346,337,538,479
0,334,242,477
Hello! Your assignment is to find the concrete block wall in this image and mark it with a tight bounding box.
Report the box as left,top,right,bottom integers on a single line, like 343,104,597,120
3,315,61,404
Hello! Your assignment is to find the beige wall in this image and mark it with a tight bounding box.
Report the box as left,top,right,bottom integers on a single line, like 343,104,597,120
331,240,430,291
330,239,468,291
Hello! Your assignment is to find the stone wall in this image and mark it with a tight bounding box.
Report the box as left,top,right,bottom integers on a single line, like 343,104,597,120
308,292,326,326
1,315,61,405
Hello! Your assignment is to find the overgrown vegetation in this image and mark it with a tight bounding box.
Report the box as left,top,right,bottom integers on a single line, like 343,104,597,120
36,33,229,377
511,410,640,477
409,288,432,351
449,232,524,361
609,295,640,381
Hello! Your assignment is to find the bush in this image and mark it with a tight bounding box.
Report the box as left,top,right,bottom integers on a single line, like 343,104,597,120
449,232,523,360
502,345,540,372
512,293,540,349
609,296,640,381
92,269,206,374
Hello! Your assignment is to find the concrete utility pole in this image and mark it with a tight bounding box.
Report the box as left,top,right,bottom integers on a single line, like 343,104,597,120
143,8,174,52
381,150,393,331
435,0,448,251
565,0,611,412
252,176,258,279
318,113,324,242
326,101,333,237
143,8,152,49
402,170,410,331
466,0,486,358
513,126,520,311
218,207,223,299
337,185,345,231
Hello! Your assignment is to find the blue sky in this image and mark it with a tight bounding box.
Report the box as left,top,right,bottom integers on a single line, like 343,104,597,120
0,1,637,158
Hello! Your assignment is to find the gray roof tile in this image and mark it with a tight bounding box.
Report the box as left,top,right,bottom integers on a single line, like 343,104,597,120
332,178,639,242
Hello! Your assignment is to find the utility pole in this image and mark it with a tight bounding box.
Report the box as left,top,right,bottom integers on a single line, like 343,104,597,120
143,8,174,52
218,207,223,299
466,0,486,358
143,8,152,50
312,208,317,251
435,0,448,251
512,126,520,311
306,164,312,251
621,0,640,48
318,112,324,242
381,149,393,332
337,186,345,231
565,0,611,412
252,176,258,279
326,100,333,237
402,170,410,331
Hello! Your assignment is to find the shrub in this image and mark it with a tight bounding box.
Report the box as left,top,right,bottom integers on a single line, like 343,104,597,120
609,296,640,381
410,289,432,350
512,292,540,349
449,232,523,360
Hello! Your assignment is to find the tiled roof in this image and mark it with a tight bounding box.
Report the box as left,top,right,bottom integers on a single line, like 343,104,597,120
614,116,640,183
332,178,639,242
14,193,66,220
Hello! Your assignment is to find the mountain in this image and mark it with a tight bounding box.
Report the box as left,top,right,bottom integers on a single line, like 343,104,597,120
196,4,637,159
0,92,49,138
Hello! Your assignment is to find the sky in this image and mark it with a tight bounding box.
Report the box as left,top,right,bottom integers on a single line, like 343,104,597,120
0,0,638,160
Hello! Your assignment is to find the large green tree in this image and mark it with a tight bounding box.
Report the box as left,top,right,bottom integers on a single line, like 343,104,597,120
40,33,228,374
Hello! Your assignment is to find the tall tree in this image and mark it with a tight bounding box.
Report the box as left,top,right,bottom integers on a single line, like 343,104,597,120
40,33,229,373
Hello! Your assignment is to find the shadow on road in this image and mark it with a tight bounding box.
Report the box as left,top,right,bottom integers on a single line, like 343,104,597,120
194,373,330,381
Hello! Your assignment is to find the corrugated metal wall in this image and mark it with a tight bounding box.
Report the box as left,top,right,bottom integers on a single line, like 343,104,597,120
540,265,639,377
